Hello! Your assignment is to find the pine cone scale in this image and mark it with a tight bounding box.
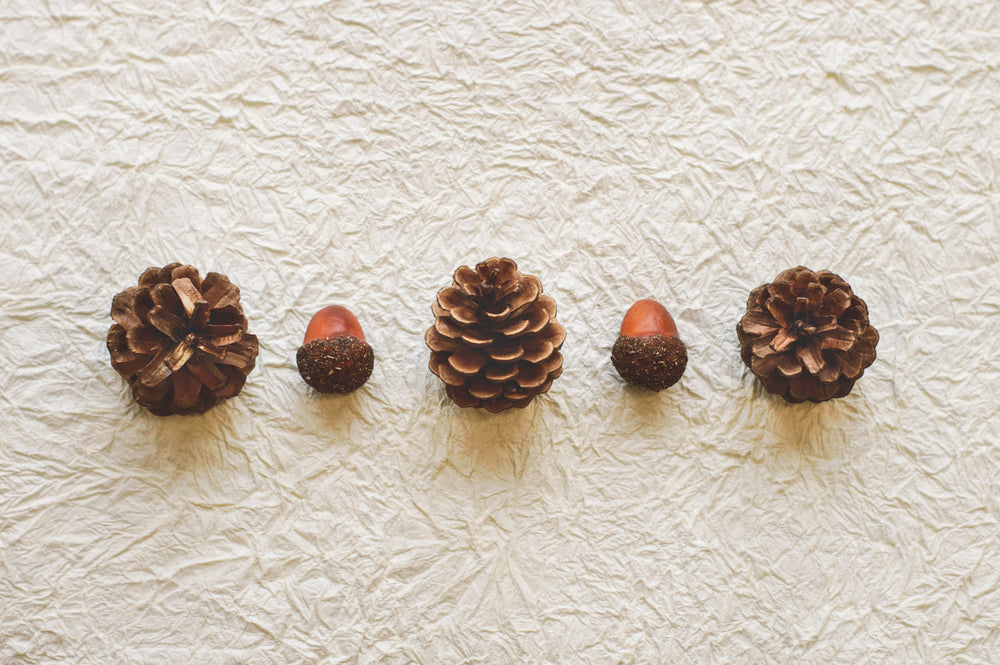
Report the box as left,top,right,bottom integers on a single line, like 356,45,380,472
484,363,518,382
458,328,493,346
524,308,549,334
187,357,227,390
489,340,523,362
111,288,143,328
218,337,257,369
203,323,244,345
796,339,823,374
434,359,470,386
740,311,780,336
131,290,154,324
824,289,851,316
188,300,211,329
148,306,187,340
502,385,530,400
437,287,472,311
136,345,176,386
506,276,541,313
202,280,240,309
751,333,776,356
169,264,201,286
750,353,776,376
818,362,839,383
521,338,553,363
449,306,478,325
424,327,458,352
135,376,170,407
538,351,563,374
515,362,547,388
213,366,248,398
448,349,489,374
127,326,166,355
468,378,502,399
497,318,530,337
445,385,479,407
170,278,202,315
835,347,863,376
813,314,838,332
821,326,856,350
433,316,463,339
540,323,566,347
172,368,202,409
766,299,793,326
484,306,511,321
137,266,163,287
862,326,879,347
107,325,136,362
777,354,801,377
454,266,479,293
148,283,180,314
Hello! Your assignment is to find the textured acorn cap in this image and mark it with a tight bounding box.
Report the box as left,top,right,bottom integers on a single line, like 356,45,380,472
296,336,374,394
611,334,687,391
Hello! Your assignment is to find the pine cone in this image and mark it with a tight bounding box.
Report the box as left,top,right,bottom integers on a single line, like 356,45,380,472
106,263,259,416
737,266,878,403
425,257,566,413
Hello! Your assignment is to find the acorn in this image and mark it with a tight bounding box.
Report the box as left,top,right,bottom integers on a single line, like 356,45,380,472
611,299,687,391
296,305,374,393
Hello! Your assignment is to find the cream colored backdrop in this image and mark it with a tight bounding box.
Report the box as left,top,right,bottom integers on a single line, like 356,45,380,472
2,1,998,663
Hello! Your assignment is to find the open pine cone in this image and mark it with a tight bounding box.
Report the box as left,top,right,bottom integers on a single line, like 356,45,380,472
426,257,565,413
106,263,259,416
737,266,878,403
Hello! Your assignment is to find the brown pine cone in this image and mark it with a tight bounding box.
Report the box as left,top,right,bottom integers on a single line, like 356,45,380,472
737,266,878,403
106,263,259,415
425,257,566,413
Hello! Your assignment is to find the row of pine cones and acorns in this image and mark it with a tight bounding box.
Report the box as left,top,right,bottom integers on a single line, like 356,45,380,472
107,258,878,416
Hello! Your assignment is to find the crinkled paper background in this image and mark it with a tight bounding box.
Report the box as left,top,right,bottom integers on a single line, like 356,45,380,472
2,1,999,663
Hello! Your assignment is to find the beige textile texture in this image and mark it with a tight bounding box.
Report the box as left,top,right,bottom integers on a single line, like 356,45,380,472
2,1,999,663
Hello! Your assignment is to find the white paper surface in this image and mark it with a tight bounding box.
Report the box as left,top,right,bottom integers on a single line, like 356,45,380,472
2,1,999,663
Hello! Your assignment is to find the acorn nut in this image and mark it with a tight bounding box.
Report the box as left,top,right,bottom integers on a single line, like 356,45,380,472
296,305,374,393
611,299,687,391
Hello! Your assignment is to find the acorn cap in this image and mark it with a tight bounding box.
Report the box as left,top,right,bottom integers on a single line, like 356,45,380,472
612,334,687,391
296,336,374,394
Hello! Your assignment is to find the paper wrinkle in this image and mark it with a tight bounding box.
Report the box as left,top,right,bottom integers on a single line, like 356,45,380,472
3,1,1000,663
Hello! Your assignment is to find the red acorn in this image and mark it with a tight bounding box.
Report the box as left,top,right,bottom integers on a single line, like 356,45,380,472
296,305,374,393
611,299,687,391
